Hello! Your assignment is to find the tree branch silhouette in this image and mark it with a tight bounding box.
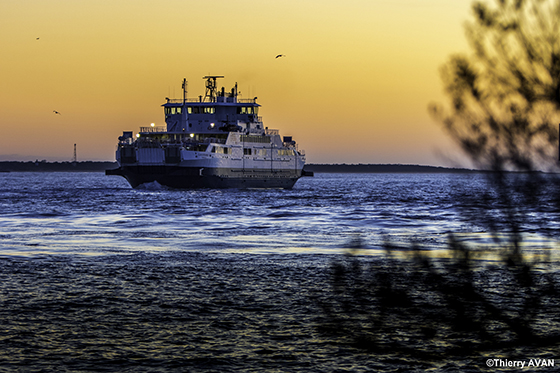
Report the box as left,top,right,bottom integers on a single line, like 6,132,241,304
318,0,560,359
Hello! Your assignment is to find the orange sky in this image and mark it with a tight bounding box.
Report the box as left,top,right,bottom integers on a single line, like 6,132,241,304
0,0,473,165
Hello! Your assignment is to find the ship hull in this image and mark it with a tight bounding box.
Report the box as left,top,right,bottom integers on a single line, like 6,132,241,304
106,166,301,189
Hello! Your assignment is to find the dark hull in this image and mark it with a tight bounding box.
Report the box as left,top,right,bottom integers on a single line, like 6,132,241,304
106,165,301,189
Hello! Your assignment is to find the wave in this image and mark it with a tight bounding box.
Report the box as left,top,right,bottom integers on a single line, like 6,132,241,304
136,180,166,191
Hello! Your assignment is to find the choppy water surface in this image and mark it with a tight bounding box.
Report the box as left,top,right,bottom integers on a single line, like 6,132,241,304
0,172,530,257
0,172,558,371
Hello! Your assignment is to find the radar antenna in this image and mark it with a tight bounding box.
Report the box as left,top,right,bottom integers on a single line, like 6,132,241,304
203,75,224,102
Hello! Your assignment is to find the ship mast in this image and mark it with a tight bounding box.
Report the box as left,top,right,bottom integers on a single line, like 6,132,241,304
182,78,187,105
203,75,224,102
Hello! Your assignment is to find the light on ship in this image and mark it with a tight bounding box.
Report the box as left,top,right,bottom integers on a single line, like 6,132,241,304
190,133,195,138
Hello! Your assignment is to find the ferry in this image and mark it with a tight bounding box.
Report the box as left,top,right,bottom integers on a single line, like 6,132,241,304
106,76,310,189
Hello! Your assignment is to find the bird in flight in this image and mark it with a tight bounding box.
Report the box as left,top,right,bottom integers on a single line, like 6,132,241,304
36,37,40,40
53,110,61,115
275,54,285,59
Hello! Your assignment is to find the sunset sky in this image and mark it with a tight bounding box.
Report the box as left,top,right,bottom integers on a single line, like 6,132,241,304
1,0,473,165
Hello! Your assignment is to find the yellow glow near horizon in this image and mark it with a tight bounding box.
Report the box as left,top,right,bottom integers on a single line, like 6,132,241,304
0,0,473,165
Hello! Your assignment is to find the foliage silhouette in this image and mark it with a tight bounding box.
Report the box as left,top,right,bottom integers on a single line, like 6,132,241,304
431,0,560,173
318,0,560,358
432,0,560,245
318,237,560,358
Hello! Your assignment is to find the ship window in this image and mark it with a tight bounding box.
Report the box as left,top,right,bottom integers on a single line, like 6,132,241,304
243,148,252,155
165,107,183,115
237,107,254,115
170,107,182,115
278,149,295,156
203,107,215,114
214,146,229,154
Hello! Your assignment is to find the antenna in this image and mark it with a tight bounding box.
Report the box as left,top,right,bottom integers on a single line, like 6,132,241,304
182,78,188,105
202,75,224,102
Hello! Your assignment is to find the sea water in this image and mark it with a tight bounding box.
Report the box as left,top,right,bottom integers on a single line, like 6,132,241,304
1,172,557,258
0,172,508,257
0,172,558,372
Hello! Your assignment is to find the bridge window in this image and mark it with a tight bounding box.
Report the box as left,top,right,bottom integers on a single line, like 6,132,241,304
165,107,183,115
187,107,214,114
237,107,254,114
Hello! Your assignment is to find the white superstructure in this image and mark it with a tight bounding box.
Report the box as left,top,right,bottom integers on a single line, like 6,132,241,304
107,76,309,189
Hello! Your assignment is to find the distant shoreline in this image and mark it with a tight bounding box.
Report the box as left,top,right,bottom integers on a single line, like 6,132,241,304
0,161,118,172
0,161,478,173
304,164,477,173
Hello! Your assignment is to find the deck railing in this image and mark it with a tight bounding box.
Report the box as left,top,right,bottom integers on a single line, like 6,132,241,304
134,137,227,147
139,126,166,133
165,98,257,104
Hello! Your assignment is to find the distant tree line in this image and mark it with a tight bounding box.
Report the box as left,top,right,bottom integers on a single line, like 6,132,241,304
304,164,476,173
0,162,474,174
0,161,117,172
